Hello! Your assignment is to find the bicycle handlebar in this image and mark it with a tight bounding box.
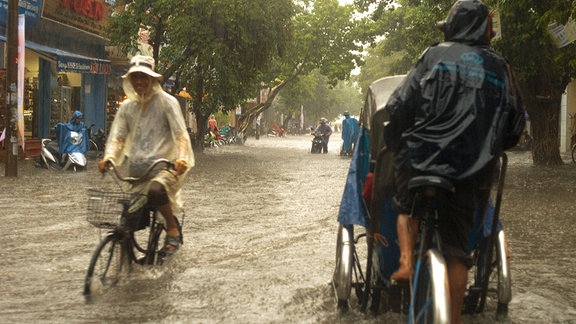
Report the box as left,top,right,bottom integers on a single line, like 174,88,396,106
104,158,175,183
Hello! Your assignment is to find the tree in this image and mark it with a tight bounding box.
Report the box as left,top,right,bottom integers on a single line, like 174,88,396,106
356,0,576,165
235,0,371,135
485,0,576,165
107,0,293,148
357,43,409,91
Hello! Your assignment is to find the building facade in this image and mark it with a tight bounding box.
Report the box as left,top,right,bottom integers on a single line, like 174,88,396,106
1,0,125,156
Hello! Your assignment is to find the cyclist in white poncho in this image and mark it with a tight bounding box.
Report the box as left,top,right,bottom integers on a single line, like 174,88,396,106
98,55,194,254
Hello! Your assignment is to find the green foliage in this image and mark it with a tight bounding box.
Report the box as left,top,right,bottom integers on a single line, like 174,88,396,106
108,0,293,113
271,70,363,124
359,0,451,81
234,0,373,133
357,0,576,164
485,0,576,92
358,44,409,92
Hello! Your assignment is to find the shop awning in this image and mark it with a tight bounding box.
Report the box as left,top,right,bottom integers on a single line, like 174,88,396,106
0,35,111,75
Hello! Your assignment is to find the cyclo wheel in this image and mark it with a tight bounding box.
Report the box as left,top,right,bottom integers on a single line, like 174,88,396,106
467,229,511,318
571,143,576,163
83,234,130,300
410,249,451,324
332,224,354,312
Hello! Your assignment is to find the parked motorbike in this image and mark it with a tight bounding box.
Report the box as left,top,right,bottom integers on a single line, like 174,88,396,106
39,122,88,171
220,125,239,144
311,132,324,154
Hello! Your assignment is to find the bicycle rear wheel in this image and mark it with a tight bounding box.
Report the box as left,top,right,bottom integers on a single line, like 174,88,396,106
86,140,99,160
572,143,576,163
410,249,451,324
83,234,129,300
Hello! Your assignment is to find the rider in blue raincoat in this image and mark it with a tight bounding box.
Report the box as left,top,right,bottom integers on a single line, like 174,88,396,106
55,110,89,155
341,111,359,156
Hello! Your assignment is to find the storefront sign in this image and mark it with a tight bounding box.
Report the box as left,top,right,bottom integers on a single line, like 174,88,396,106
41,0,112,37
57,56,111,74
0,0,42,26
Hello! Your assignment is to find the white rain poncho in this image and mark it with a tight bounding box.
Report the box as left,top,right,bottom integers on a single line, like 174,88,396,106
104,79,194,214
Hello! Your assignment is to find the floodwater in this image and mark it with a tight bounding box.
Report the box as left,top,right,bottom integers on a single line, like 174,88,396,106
0,134,575,323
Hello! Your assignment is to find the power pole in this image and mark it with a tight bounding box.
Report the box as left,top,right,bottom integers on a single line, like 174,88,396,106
4,0,18,177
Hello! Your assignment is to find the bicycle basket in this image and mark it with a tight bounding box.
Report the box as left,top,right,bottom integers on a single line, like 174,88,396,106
86,189,133,229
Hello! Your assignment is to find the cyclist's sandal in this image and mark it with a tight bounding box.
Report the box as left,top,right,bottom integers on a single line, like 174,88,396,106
162,235,182,256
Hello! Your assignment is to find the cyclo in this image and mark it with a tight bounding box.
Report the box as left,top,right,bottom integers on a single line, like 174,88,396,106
331,76,512,322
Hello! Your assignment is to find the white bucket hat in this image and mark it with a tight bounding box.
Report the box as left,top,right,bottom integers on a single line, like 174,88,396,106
122,55,162,79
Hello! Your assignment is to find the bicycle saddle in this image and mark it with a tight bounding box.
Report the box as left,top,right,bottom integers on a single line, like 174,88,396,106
407,175,455,197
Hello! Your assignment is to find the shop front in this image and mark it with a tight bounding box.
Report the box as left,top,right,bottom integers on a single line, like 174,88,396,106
0,0,114,157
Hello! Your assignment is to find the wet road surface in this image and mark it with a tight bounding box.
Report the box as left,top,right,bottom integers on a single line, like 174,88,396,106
1,135,575,323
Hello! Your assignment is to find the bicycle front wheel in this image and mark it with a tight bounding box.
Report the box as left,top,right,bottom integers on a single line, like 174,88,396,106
132,212,182,265
83,234,129,300
410,249,451,324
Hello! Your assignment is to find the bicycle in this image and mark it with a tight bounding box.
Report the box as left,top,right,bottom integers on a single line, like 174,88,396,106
406,175,453,324
83,158,183,301
407,157,512,323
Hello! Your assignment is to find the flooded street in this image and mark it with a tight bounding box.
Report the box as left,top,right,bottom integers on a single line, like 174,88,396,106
1,134,575,323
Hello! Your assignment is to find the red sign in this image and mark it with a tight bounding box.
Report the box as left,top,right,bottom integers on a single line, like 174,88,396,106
42,0,112,37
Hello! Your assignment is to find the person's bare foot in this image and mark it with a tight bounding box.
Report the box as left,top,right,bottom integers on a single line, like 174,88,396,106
390,266,412,281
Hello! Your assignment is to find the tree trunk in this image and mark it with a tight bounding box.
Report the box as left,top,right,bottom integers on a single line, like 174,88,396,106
194,113,208,150
525,94,563,166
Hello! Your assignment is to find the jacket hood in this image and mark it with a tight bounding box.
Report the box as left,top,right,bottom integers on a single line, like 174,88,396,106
441,0,490,45
70,110,83,124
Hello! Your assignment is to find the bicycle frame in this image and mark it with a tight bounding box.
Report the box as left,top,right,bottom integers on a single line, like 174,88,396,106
130,210,167,265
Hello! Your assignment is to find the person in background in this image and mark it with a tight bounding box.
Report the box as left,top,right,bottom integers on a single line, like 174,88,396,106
314,117,333,154
55,110,89,156
98,55,194,255
208,115,219,133
340,111,359,156
384,1,525,322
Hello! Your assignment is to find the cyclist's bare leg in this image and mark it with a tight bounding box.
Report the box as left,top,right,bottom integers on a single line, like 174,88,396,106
157,203,179,238
391,213,418,281
446,256,467,324
149,181,180,249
